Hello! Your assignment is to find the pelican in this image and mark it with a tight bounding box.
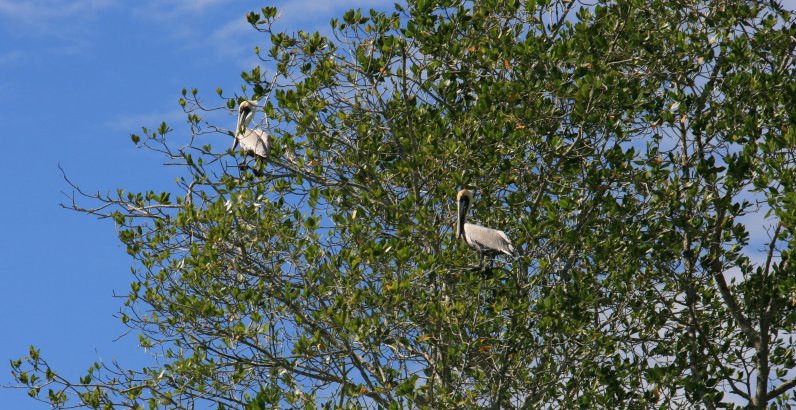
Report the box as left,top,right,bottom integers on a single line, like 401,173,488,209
234,100,271,159
456,189,516,266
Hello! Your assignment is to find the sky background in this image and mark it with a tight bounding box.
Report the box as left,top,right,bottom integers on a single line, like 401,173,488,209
1,1,796,409
0,1,390,408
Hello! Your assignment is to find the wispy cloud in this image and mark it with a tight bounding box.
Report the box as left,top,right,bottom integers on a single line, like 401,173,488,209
0,0,113,41
0,0,234,42
0,0,113,21
124,1,257,68
106,108,189,132
267,0,396,35
0,0,115,59
0,0,230,22
130,0,233,20
206,1,399,69
0,49,24,66
107,106,241,153
175,15,254,56
1,0,399,70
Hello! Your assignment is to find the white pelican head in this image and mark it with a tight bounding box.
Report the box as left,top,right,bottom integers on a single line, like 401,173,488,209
234,100,259,149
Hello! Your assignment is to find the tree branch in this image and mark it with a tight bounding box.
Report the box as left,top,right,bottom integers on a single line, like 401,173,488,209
707,206,761,348
766,376,796,402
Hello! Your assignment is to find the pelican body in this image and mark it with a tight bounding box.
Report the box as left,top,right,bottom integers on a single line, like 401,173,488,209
234,100,271,159
456,189,516,266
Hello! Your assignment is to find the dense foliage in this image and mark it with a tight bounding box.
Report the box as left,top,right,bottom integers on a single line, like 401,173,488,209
10,0,796,408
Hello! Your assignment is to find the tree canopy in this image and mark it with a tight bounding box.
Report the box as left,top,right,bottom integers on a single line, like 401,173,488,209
10,0,796,408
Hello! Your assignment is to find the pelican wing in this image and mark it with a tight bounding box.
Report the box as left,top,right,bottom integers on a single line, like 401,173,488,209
463,223,516,257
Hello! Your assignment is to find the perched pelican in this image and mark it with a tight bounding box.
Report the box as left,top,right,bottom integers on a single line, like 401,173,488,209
456,189,516,266
234,100,271,159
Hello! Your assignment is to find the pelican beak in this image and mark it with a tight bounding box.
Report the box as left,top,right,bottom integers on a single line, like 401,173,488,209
233,112,245,150
457,198,466,239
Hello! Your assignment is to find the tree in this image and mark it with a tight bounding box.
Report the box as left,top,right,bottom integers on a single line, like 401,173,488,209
10,0,796,408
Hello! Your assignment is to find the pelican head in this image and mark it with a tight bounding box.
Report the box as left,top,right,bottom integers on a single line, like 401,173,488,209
234,100,259,149
456,189,473,239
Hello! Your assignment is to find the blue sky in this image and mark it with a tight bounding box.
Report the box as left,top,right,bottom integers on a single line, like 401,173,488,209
0,1,389,408
2,1,796,408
